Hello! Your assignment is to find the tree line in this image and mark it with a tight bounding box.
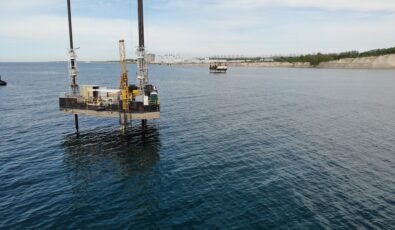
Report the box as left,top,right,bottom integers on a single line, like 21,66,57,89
275,47,395,66
211,47,395,66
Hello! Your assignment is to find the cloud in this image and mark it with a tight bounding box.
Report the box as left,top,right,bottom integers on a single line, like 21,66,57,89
0,14,137,61
1,0,395,61
0,0,60,15
163,0,395,13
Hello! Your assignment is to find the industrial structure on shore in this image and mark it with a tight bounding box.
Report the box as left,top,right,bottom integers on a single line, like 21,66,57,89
59,0,160,133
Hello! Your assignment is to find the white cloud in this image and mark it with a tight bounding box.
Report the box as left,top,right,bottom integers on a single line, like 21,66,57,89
0,14,136,61
281,0,395,12
0,0,60,14
1,0,395,61
165,0,395,12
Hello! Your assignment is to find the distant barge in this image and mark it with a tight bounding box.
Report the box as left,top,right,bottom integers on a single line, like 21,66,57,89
210,63,228,73
0,75,6,86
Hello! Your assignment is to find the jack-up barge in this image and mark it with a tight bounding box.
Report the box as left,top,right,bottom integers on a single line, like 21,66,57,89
59,0,160,133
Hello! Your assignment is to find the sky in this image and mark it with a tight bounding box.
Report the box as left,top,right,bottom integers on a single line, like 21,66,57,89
1,0,395,61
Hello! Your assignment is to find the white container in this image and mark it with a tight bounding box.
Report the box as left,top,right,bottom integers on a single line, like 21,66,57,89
80,85,99,99
99,90,108,98
136,95,149,105
135,95,144,102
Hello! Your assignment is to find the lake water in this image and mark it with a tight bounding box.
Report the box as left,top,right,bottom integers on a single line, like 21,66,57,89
0,63,394,229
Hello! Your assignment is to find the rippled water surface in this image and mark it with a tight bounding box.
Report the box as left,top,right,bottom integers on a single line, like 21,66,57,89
0,63,394,229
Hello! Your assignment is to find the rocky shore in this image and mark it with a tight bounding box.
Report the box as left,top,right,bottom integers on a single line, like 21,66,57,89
318,54,395,69
166,54,395,69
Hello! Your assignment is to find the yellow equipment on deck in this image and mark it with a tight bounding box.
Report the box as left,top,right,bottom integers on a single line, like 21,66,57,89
119,40,129,111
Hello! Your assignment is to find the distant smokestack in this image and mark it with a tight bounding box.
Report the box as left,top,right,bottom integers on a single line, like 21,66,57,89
138,0,145,48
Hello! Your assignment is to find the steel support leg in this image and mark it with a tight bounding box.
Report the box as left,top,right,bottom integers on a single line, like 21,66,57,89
74,114,79,134
142,119,147,132
141,119,147,138
120,112,129,134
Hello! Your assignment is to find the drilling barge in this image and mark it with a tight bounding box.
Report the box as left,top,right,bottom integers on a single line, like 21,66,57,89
59,0,160,133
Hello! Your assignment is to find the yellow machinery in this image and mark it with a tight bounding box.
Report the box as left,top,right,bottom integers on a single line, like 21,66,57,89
119,40,129,111
119,40,129,131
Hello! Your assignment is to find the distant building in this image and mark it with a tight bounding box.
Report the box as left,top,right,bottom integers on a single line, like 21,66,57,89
156,54,184,64
145,53,155,63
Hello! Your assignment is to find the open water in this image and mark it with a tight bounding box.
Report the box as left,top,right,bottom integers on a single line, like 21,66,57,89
0,62,394,229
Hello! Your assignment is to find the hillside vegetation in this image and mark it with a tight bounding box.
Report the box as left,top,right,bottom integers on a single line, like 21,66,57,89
212,47,395,66
275,47,395,66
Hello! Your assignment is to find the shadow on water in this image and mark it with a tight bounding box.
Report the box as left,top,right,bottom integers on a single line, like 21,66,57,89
58,125,163,226
62,124,161,185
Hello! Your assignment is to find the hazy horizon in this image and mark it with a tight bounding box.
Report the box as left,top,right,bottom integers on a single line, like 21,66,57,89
1,0,395,62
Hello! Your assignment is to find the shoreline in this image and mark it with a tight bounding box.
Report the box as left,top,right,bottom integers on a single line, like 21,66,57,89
2,55,395,69
152,54,395,69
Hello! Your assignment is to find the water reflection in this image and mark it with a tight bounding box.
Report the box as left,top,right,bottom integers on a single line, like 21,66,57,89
62,125,161,184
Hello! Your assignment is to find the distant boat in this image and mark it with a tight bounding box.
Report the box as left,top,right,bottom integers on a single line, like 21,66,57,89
210,63,228,73
0,75,7,86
